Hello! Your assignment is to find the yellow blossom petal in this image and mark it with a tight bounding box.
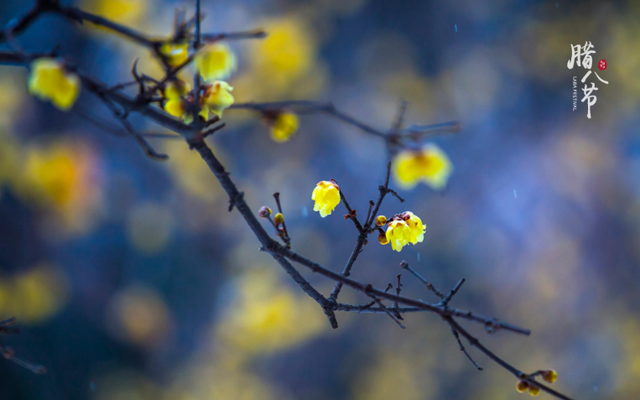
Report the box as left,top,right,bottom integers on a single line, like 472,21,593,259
164,80,190,100
195,43,237,81
202,81,234,117
393,144,452,190
404,211,425,244
28,58,81,111
311,180,340,218
270,112,298,142
159,42,189,67
164,99,186,118
385,220,413,252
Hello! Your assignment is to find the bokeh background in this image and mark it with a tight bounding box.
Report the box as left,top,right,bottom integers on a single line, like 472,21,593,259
1,0,639,399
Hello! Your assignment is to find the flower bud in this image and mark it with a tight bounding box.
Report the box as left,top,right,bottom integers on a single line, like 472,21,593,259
378,233,389,245
516,380,528,393
528,385,541,397
274,213,284,226
375,215,387,226
542,370,557,384
258,206,272,218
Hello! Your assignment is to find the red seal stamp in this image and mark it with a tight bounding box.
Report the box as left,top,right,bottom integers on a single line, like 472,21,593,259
598,59,607,70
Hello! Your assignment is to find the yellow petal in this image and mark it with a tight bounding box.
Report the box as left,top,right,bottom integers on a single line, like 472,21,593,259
195,43,237,81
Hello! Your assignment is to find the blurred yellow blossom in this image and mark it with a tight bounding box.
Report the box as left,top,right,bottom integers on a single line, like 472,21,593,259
217,268,325,355
195,43,237,82
162,80,211,123
393,144,452,190
105,285,173,348
14,139,103,234
312,180,340,218
164,80,190,100
270,112,298,142
164,97,187,118
159,42,189,68
234,16,327,100
161,140,222,203
0,264,69,325
0,68,27,127
201,81,234,117
81,0,148,26
28,58,80,111
127,202,175,254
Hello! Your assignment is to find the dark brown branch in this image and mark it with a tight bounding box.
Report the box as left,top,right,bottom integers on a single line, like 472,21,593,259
440,278,465,307
445,316,483,371
400,261,445,299
447,318,573,400
230,101,387,138
200,29,267,42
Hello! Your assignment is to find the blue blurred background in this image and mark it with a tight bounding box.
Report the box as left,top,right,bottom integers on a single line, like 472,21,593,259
1,0,638,399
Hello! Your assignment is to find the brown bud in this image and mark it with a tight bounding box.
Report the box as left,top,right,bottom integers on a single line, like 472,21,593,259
516,380,528,393
378,233,389,245
258,206,272,218
542,370,558,384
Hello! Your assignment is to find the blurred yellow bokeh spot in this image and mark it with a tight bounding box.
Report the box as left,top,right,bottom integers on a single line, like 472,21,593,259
217,267,326,355
0,264,69,324
127,202,175,255
105,285,173,348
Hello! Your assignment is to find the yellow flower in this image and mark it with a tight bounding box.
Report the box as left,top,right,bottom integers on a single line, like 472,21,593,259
28,58,81,111
83,0,147,26
201,81,234,117
159,42,189,67
385,219,413,252
162,80,210,123
195,43,237,81
270,112,298,142
164,99,208,124
311,180,340,218
404,211,425,244
393,144,452,190
164,98,186,118
384,212,425,252
164,80,190,100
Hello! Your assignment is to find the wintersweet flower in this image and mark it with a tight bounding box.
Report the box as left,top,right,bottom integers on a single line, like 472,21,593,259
164,98,208,124
385,219,413,252
404,211,426,244
164,80,190,100
270,112,298,142
393,144,452,190
159,42,189,67
28,58,81,111
195,43,237,81
201,81,234,117
384,211,426,252
311,180,340,218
